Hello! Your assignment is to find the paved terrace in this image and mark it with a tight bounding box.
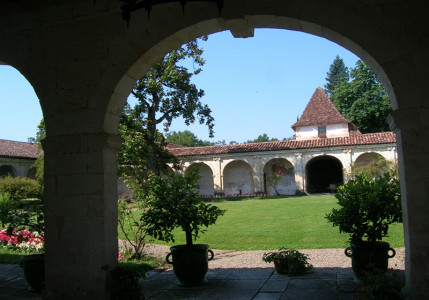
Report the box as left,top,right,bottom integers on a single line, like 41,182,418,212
0,263,367,300
0,246,405,299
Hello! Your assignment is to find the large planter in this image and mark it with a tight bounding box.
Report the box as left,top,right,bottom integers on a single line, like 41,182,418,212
166,244,214,286
273,259,289,275
345,241,396,283
20,253,45,292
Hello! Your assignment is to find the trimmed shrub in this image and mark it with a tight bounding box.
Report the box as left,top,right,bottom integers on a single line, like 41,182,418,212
0,176,42,201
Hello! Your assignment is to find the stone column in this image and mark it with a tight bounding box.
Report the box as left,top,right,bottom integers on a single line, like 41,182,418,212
252,155,264,193
212,157,223,194
389,109,429,299
42,132,123,299
294,153,304,193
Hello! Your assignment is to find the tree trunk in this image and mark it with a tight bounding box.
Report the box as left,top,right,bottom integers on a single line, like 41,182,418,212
185,229,193,247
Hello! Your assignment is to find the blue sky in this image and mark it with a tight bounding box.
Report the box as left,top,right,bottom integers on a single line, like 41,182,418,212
1,28,360,143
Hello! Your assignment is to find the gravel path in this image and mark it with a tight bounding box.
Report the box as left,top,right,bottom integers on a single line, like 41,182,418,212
140,243,405,270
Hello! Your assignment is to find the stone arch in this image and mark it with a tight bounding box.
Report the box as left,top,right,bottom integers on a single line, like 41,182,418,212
306,156,343,193
263,158,296,196
185,163,214,196
223,160,254,195
0,165,15,178
353,152,390,179
354,152,386,166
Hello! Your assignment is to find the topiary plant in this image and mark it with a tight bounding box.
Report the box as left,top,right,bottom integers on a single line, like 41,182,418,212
326,171,402,244
140,169,225,247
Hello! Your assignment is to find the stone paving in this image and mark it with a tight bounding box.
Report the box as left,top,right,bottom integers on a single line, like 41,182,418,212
142,267,360,300
0,264,363,299
0,264,41,300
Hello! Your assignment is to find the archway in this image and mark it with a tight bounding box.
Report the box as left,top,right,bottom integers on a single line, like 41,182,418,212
306,156,343,193
223,160,254,195
353,152,390,177
263,158,295,195
185,163,214,196
105,13,408,298
355,152,385,165
0,165,15,177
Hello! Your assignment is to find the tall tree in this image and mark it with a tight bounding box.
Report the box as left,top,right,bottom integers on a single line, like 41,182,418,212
330,60,392,133
118,37,214,176
324,55,349,97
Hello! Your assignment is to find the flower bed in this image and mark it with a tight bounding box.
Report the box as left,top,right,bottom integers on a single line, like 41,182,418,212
0,229,44,253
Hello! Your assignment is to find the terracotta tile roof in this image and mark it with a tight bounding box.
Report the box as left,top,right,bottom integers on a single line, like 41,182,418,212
0,139,41,159
165,144,187,149
169,132,396,157
291,87,351,130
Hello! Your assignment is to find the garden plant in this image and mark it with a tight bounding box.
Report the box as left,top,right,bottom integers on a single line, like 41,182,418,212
262,248,313,276
326,171,402,281
140,169,225,286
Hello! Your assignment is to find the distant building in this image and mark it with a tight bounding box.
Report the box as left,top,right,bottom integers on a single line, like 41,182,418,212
168,87,397,195
0,139,39,179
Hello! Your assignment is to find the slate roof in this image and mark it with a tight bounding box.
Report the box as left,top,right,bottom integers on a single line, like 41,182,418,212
0,139,41,159
169,132,396,157
291,87,351,130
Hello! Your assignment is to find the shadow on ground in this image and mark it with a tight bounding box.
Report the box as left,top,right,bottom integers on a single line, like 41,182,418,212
142,266,360,300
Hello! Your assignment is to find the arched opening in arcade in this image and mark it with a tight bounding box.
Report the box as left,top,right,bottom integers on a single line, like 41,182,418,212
0,165,15,177
263,158,296,196
223,160,254,195
185,162,214,196
306,155,344,194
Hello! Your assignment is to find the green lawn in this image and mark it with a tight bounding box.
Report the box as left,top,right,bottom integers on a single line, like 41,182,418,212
131,195,404,250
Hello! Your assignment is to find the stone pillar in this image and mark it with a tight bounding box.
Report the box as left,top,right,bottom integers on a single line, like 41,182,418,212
294,153,304,193
252,156,264,193
42,132,123,299
212,157,223,194
389,109,429,299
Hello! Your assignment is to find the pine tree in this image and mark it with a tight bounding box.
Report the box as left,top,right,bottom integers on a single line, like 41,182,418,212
324,55,349,97
330,60,392,133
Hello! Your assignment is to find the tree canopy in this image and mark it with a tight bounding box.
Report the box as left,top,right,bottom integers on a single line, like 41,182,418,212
166,130,221,147
118,37,214,175
246,134,278,143
328,59,392,133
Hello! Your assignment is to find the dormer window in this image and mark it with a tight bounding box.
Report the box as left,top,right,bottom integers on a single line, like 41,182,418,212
318,126,326,137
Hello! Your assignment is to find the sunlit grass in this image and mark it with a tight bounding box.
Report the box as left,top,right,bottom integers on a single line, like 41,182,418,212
124,195,404,251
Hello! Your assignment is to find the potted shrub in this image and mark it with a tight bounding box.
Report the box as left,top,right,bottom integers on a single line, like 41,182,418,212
325,171,402,283
140,169,225,286
262,248,313,276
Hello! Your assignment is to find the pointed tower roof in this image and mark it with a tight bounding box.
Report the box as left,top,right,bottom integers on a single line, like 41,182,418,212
291,87,351,130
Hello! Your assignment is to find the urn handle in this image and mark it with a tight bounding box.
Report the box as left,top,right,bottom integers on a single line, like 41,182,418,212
388,248,396,258
166,252,173,264
344,247,352,257
208,249,214,261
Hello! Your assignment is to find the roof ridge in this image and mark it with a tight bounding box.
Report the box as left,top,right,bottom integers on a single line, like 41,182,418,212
291,87,350,130
169,132,396,156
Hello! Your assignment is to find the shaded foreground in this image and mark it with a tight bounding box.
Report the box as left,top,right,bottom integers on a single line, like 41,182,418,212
0,263,404,300
139,266,365,299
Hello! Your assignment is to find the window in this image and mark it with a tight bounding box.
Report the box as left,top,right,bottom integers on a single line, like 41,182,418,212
318,126,326,136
